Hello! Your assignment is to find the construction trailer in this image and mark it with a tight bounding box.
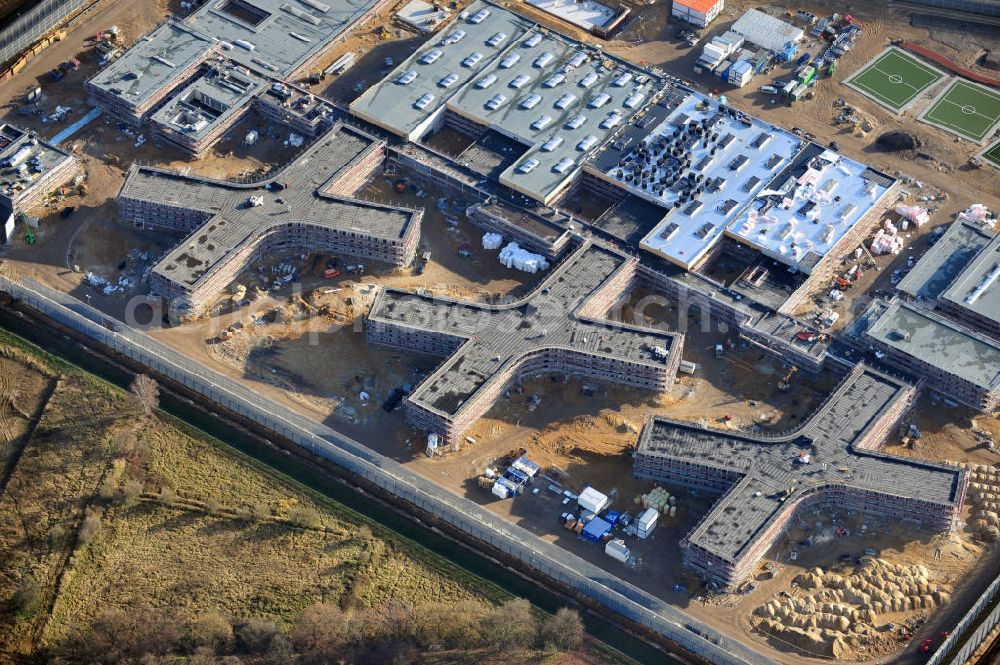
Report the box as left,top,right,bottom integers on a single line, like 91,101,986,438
578,486,611,514
582,516,613,542
671,0,725,28
637,507,659,539
605,538,631,563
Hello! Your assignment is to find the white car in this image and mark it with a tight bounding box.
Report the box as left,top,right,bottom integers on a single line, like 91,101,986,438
485,94,506,110
612,72,633,87
509,73,531,89
541,135,563,152
520,94,542,109
397,70,417,85
421,49,443,64
543,73,565,88
589,93,611,108
534,51,554,68
600,111,622,129
468,8,490,23
555,93,576,109
476,73,498,89
567,52,587,68
499,53,521,68
577,134,598,151
487,31,507,47
439,72,459,88
517,158,540,173
531,114,553,130
623,92,645,108
553,157,574,173
414,93,435,109
462,52,484,67
444,29,466,44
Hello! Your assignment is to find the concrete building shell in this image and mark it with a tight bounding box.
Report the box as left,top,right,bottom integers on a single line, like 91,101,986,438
367,241,683,443
117,123,421,313
634,365,967,588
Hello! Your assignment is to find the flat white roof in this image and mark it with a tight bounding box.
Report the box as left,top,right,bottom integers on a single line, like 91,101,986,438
524,0,617,30
622,91,801,268
726,149,892,273
731,9,803,54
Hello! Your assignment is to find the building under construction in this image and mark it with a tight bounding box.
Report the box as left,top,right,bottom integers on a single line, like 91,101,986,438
853,208,1000,411
634,364,968,588
0,123,80,245
367,241,683,443
117,122,421,313
87,0,390,156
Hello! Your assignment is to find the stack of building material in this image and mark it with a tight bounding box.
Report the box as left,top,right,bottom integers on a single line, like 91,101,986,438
959,203,994,227
637,486,676,513
498,242,550,272
870,221,904,255
482,232,503,249
894,204,929,227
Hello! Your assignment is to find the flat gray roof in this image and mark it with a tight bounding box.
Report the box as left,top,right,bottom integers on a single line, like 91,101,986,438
897,219,995,302
89,21,216,108
637,366,965,563
351,6,530,138
0,123,74,207
940,231,1000,328
148,62,266,142
866,299,1000,392
369,242,680,417
120,123,418,289
91,0,381,113
184,0,381,76
350,0,660,203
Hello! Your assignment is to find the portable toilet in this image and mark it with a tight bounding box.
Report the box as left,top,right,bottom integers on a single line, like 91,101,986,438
425,433,439,457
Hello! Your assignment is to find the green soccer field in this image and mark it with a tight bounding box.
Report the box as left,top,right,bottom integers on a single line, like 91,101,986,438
981,140,1000,168
846,48,945,111
921,80,1000,142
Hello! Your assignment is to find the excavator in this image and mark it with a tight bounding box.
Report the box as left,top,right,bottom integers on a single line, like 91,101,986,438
778,365,798,391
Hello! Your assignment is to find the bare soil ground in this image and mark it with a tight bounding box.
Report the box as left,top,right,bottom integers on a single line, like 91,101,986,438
0,1,997,663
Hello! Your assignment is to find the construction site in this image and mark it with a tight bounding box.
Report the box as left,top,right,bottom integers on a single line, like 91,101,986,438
0,0,998,663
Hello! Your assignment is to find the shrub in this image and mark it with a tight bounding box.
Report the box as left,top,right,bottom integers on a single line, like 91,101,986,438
235,617,279,654
183,611,235,655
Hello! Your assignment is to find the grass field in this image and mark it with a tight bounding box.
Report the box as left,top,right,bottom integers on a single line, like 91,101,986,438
981,140,1000,168
845,47,945,111
0,330,625,664
921,80,1000,142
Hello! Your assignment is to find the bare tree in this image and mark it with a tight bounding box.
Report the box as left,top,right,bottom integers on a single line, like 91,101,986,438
290,602,347,663
479,598,538,649
130,374,160,417
183,612,235,655
539,607,584,651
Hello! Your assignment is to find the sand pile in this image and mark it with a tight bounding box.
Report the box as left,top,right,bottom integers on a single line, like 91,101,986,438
961,463,1000,541
754,559,951,660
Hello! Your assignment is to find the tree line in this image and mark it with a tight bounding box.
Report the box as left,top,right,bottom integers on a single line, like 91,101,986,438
48,598,585,664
